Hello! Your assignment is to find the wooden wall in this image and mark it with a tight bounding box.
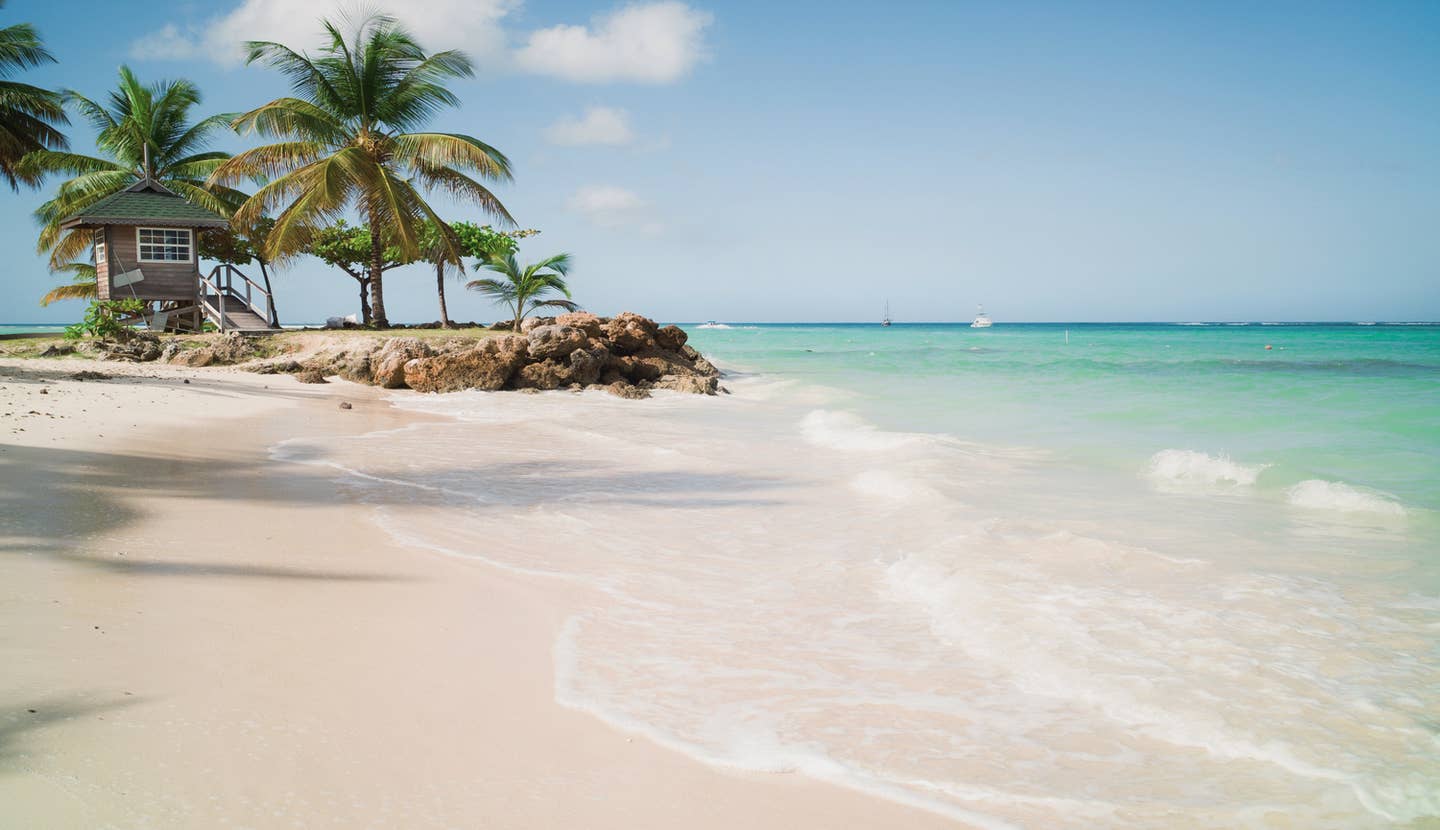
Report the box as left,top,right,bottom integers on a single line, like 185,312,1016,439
100,225,200,302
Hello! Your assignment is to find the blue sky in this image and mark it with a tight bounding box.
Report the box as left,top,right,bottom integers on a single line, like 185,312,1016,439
3,0,1438,323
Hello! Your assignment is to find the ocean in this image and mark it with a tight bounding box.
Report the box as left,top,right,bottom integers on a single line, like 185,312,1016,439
272,322,1436,826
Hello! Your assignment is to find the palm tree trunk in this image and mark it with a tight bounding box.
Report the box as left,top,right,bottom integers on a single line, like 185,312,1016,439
358,277,372,325
258,258,280,327
436,260,453,328
367,209,388,327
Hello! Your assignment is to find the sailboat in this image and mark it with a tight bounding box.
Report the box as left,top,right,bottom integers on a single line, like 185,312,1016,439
970,305,992,328
882,301,892,327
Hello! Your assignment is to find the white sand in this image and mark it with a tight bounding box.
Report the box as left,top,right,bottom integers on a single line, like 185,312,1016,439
0,357,959,829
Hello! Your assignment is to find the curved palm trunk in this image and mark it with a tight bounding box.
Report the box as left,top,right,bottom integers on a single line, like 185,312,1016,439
435,261,453,328
358,278,372,325
258,258,280,327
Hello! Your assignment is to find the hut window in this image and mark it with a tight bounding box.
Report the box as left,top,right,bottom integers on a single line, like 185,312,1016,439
137,228,192,262
93,229,106,266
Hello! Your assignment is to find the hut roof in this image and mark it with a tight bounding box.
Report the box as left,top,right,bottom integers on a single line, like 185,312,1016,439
59,178,230,230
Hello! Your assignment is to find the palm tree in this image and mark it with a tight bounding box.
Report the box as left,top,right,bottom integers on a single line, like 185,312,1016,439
39,261,96,306
213,12,513,328
0,13,67,189
22,66,243,268
468,251,578,330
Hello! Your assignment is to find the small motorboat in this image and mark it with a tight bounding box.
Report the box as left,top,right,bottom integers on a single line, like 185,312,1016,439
970,305,993,328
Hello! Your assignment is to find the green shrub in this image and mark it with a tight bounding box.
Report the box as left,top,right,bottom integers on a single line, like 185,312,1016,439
64,299,147,340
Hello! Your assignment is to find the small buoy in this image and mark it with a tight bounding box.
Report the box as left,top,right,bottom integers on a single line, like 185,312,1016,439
1264,345,1273,350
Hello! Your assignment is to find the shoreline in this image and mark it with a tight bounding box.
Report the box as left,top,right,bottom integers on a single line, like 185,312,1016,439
0,357,959,829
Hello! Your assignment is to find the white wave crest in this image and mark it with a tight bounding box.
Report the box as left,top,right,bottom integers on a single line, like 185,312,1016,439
1145,449,1266,490
1286,480,1406,516
800,410,920,451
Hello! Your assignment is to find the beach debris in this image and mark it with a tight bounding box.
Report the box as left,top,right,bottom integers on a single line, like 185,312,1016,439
339,401,353,410
39,388,47,394
183,379,190,384
38,343,74,357
69,371,112,381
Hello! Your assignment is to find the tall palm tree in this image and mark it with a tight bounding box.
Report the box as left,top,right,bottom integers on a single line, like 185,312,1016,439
0,12,67,190
39,261,97,306
22,66,243,268
468,251,578,330
213,12,514,328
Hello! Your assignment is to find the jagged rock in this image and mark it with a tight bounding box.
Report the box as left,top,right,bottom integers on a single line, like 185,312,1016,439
568,347,605,386
488,320,514,331
402,335,528,393
337,354,373,384
680,344,701,361
371,337,430,388
606,355,659,383
253,359,303,375
38,343,74,357
693,355,718,376
520,316,556,334
606,380,651,399
526,325,588,360
169,348,212,367
655,374,720,395
655,324,688,351
555,311,604,339
295,369,329,384
210,332,259,364
100,332,162,362
602,312,659,355
159,342,182,362
513,360,568,390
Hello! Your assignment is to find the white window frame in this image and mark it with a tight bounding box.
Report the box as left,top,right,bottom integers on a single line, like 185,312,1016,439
136,227,193,264
93,229,106,268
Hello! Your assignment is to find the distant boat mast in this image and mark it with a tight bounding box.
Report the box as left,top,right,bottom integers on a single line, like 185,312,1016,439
882,301,892,327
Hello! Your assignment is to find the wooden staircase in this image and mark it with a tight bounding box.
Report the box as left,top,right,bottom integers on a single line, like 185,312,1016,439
200,264,280,333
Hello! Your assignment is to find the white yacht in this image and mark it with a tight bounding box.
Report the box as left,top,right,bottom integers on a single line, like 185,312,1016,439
970,305,993,328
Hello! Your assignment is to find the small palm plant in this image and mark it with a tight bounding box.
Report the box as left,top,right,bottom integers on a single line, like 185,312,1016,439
468,252,578,330
39,261,97,306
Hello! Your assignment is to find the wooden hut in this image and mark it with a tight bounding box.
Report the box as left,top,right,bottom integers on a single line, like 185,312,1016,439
59,178,278,333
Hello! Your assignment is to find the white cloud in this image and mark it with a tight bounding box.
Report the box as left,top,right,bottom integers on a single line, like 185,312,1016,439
514,2,712,83
566,185,661,233
128,1,711,86
128,24,205,61
543,107,636,146
128,0,516,67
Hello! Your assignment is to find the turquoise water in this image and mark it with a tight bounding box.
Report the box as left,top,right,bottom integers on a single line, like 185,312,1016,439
689,323,1440,511
0,324,67,336
285,320,1439,826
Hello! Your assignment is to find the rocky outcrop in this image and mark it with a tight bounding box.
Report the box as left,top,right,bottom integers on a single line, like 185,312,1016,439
75,312,721,399
401,335,529,393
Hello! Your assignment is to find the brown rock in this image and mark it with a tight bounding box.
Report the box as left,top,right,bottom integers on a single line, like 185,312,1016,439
655,324,688,351
526,325,589,360
169,348,213,367
567,347,605,386
402,335,528,393
555,311,604,339
655,374,720,395
371,337,430,389
295,369,329,384
520,316,556,334
602,312,660,355
513,360,568,390
606,380,651,400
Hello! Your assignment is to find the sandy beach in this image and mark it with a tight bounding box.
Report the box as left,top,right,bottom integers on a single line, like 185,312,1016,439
0,357,956,829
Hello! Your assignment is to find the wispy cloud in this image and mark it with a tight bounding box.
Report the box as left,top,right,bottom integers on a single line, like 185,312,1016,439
128,0,711,87
543,107,636,146
514,2,713,84
566,185,662,233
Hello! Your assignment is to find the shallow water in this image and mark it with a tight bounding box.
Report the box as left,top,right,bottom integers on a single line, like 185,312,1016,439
276,323,1439,828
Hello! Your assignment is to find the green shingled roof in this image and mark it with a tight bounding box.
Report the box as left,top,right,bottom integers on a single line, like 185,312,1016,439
60,185,230,229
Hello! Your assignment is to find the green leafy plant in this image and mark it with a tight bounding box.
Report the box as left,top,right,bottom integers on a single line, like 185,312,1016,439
467,251,577,330
64,298,146,340
417,220,537,327
0,11,68,190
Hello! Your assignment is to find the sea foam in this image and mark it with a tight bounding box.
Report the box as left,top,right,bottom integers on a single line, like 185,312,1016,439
1146,449,1266,490
1286,480,1406,516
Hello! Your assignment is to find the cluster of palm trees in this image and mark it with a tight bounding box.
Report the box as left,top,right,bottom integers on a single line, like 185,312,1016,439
2,10,576,330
